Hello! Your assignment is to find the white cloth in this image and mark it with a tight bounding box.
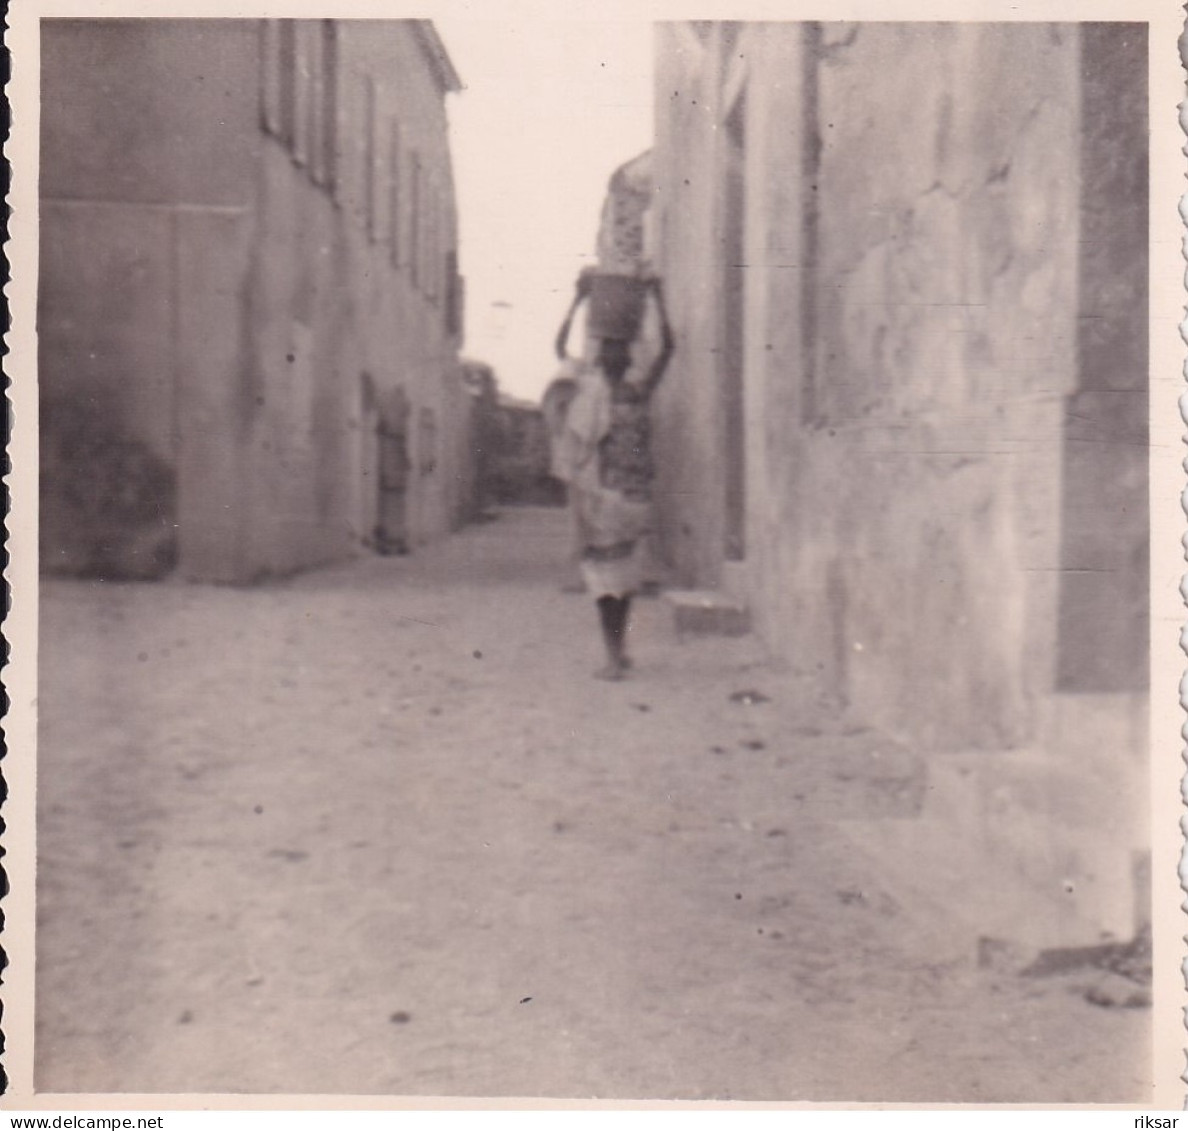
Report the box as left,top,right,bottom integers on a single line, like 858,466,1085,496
542,361,583,482
580,543,645,599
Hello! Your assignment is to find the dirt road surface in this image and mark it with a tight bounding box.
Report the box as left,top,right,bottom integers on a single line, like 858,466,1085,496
35,507,1151,1101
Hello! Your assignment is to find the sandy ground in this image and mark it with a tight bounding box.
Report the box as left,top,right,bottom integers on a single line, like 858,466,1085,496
35,507,1151,1102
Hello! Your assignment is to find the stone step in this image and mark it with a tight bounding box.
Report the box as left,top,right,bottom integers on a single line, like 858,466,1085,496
837,747,1147,958
664,589,750,637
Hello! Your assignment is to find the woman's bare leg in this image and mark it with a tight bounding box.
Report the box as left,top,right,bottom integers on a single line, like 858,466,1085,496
614,596,633,668
595,595,632,679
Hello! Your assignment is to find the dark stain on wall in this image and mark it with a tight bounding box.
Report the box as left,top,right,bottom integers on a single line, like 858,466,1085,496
40,393,178,579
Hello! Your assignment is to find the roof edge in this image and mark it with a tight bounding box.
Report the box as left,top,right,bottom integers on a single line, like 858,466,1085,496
413,20,463,93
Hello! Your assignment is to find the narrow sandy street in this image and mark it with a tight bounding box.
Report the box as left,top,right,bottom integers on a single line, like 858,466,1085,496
35,507,1149,1102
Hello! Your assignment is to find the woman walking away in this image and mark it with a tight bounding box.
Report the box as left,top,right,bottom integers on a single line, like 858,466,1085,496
555,277,675,680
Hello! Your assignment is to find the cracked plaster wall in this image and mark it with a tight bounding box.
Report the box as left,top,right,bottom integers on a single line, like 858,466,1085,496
655,23,1146,750
798,22,1081,747
39,20,467,582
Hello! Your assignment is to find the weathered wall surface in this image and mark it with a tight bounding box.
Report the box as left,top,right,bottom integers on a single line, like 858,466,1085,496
654,23,1146,750
1056,24,1149,693
651,20,1149,941
40,19,261,209
237,21,466,581
40,19,468,582
794,22,1081,747
651,24,732,591
39,19,259,578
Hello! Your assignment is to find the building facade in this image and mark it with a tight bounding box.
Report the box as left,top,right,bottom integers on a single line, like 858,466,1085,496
39,18,470,582
650,22,1149,945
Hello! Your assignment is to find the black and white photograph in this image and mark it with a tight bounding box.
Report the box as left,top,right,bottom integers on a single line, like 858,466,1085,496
5,0,1183,1110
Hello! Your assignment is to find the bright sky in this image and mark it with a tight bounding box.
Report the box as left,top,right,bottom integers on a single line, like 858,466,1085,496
434,18,655,402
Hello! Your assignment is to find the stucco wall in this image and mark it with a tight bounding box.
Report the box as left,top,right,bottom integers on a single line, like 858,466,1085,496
223,20,467,581
39,19,468,582
1056,24,1149,693
40,19,260,209
39,19,259,578
653,22,1147,749
794,23,1080,746
651,24,732,591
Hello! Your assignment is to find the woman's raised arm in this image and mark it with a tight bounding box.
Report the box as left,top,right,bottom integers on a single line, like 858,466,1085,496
643,278,675,394
555,272,593,360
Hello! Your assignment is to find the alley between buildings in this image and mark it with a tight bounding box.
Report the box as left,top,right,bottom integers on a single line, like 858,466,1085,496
36,507,1149,1103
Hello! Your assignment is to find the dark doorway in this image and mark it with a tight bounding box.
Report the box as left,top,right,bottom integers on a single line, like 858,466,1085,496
375,385,412,556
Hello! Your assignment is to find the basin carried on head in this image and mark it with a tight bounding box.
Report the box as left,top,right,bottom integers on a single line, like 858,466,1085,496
584,272,652,343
